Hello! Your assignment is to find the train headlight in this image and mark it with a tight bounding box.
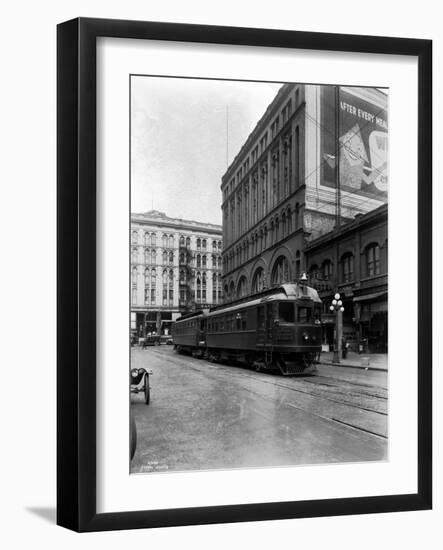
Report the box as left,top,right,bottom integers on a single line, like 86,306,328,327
303,332,309,341
131,369,138,377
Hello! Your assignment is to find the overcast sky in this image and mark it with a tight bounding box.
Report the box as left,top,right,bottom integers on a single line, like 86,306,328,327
131,76,282,225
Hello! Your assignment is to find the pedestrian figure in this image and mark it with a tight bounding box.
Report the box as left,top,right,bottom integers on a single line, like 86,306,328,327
342,336,348,359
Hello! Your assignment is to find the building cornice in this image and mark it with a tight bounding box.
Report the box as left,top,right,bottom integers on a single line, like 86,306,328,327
132,212,222,235
304,203,388,252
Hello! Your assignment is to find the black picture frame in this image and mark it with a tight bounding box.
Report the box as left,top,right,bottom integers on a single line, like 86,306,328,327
57,17,432,532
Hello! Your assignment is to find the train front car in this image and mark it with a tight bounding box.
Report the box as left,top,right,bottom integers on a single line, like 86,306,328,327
268,283,322,375
204,283,322,375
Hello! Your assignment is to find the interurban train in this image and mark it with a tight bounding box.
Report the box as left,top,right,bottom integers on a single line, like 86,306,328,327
171,282,322,375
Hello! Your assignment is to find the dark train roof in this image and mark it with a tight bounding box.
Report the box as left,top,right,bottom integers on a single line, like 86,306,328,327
175,310,205,322
174,284,321,323
206,283,321,317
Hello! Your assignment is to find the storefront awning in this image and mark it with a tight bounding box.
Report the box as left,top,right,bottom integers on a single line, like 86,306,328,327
353,291,387,302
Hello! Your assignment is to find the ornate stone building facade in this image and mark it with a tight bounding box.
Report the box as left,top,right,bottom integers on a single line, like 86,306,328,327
304,204,388,352
131,210,222,338
221,83,388,304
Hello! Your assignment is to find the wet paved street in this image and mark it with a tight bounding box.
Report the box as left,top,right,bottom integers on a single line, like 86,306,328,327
130,346,387,474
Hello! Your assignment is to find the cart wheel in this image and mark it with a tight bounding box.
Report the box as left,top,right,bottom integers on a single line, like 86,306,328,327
130,413,137,460
144,374,150,404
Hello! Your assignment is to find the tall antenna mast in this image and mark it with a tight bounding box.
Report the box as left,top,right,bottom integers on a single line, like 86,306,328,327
226,105,229,169
335,85,341,228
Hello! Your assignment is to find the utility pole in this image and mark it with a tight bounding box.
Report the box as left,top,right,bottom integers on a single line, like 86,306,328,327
335,85,341,228
226,105,229,169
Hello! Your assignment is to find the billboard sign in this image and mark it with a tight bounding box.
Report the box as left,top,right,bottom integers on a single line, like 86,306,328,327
320,86,388,202
339,88,388,198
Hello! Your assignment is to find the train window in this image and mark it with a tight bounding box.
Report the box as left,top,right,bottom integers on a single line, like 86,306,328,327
236,314,241,330
241,316,247,330
297,306,311,323
257,306,265,329
279,302,295,323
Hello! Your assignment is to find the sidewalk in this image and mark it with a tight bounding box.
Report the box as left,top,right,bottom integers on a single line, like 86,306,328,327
318,350,388,371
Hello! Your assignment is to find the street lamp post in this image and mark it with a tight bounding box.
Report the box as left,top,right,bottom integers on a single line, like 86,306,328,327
329,292,345,364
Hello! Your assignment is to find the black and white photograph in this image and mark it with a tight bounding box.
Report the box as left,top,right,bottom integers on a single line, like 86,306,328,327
129,76,389,474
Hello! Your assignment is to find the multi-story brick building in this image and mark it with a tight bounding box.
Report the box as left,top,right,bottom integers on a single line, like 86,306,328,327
221,83,388,304
130,210,223,338
304,204,388,352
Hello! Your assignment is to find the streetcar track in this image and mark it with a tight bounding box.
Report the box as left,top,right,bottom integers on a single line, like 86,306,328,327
285,402,387,440
149,348,387,411
178,356,387,416
148,348,388,423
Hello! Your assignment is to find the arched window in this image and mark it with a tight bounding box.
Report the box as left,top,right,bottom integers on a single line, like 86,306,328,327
282,212,286,237
196,272,202,302
212,273,217,303
197,238,201,250
168,269,174,305
218,273,223,302
229,281,235,300
179,252,185,264
202,255,207,268
341,253,354,282
271,256,290,285
144,268,150,304
150,268,156,303
162,250,168,265
131,247,137,263
150,233,156,247
196,254,201,268
144,248,150,264
162,234,168,247
295,250,301,278
287,206,292,234
132,266,138,283
237,276,247,298
186,236,190,247
212,255,216,268
202,272,207,301
295,203,300,228
309,264,319,279
218,241,222,250
132,231,138,244
151,249,156,264
168,234,174,247
251,267,265,294
162,269,168,305
202,239,207,249
322,260,333,281
366,243,380,277
179,235,185,246
295,126,300,187
212,240,217,250
169,251,174,264
180,269,185,284
217,256,222,269
144,232,150,246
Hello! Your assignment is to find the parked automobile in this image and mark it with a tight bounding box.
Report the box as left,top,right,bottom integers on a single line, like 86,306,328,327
142,335,161,347
130,367,152,404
